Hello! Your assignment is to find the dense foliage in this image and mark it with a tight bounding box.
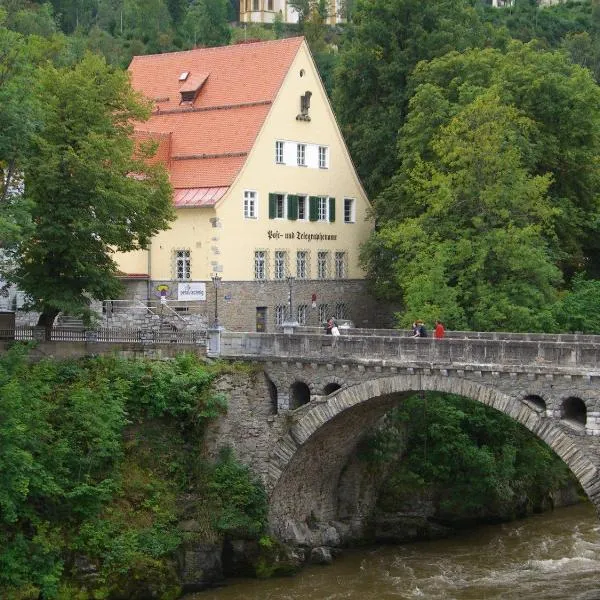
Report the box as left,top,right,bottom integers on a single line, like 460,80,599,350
365,393,577,522
361,42,600,330
8,50,173,334
330,0,600,331
0,347,268,600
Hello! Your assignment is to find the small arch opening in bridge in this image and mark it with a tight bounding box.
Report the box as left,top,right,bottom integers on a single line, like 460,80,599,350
523,394,546,413
560,396,587,427
290,381,311,409
323,382,342,395
265,374,278,415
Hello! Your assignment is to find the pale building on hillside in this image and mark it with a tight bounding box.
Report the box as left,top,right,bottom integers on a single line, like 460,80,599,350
239,0,345,25
116,37,382,332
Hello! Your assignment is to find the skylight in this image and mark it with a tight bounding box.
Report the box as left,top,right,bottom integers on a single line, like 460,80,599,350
179,71,190,81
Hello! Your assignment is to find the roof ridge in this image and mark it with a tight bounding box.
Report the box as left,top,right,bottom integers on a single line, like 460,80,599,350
130,37,304,63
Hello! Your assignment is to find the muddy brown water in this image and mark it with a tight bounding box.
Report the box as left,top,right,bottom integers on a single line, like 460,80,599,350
187,503,600,600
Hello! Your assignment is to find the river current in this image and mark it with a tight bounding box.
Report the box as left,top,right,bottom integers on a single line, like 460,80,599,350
189,503,600,600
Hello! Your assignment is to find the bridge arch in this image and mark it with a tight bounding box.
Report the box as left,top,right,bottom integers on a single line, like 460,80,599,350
268,373,600,539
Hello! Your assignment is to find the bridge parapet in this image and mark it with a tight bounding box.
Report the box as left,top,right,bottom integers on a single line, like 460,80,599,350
220,331,600,373
296,326,600,343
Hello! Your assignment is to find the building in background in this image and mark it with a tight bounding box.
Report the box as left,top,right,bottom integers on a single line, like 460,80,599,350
238,0,345,25
116,37,382,332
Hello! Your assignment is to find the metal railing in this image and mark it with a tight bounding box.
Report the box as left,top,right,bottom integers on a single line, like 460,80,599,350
0,326,207,345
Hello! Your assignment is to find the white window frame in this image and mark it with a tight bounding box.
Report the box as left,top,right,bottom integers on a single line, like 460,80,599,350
318,303,329,324
275,140,284,164
275,193,286,219
174,249,191,280
317,251,328,280
275,304,286,326
244,190,258,219
296,250,308,279
317,197,328,222
254,250,267,280
297,143,306,166
297,304,307,325
344,198,356,223
336,302,347,320
318,145,329,169
335,251,346,279
274,250,286,280
297,195,308,220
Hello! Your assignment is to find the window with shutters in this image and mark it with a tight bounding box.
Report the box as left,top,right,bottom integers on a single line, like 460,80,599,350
269,193,287,219
274,250,287,280
317,197,328,221
174,249,191,280
317,251,328,279
275,193,285,218
297,195,307,220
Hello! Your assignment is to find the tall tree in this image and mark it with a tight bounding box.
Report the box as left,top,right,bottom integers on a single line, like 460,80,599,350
0,17,38,248
362,43,600,330
182,0,231,48
332,0,490,198
11,53,174,335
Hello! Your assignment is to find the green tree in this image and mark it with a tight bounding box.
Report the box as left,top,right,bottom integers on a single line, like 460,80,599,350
0,18,39,249
332,0,490,198
553,274,600,333
363,42,600,330
372,394,574,522
11,53,174,336
182,0,231,48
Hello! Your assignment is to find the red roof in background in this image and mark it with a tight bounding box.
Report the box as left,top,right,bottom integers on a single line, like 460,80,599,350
129,38,304,196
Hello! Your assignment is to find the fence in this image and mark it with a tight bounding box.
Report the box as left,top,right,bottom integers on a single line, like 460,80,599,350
0,327,207,345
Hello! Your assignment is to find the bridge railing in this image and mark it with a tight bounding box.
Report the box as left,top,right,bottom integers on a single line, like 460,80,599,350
294,326,600,344
220,331,600,370
0,326,207,345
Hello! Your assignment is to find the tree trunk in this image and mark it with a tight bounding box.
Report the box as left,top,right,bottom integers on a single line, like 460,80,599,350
37,309,59,341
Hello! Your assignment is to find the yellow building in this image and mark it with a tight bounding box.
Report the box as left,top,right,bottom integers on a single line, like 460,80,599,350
117,37,381,332
239,0,345,25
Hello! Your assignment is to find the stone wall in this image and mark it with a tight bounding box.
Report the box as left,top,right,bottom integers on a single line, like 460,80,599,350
142,279,394,332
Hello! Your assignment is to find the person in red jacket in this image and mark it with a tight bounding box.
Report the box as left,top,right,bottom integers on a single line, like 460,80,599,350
434,320,445,339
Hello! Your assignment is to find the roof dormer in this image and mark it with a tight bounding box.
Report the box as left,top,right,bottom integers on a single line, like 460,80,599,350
179,73,209,104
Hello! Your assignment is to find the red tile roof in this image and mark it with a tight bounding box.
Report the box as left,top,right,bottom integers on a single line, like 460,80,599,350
129,38,304,195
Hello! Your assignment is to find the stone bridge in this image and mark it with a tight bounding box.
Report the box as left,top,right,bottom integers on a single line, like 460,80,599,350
210,329,600,542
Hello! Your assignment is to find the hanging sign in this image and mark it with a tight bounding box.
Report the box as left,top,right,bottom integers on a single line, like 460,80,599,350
178,282,206,301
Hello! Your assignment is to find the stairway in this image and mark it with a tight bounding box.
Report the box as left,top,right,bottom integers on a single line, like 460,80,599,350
55,314,85,329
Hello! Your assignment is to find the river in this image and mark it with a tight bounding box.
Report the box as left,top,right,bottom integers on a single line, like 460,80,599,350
187,503,600,600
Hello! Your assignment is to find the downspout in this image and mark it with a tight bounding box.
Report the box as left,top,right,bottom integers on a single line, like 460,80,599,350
147,241,152,302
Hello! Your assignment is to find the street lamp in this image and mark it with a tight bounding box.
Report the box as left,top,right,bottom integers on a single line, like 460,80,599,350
282,276,299,334
287,275,295,322
211,273,222,328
